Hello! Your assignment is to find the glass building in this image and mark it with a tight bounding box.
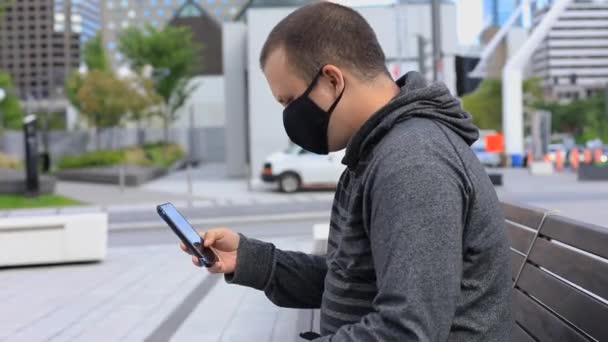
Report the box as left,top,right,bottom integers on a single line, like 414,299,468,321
483,0,521,27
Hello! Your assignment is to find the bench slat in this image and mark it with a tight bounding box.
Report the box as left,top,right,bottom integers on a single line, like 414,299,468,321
506,221,535,254
517,264,608,340
501,202,545,230
512,322,536,342
513,289,590,342
528,237,608,300
540,215,608,260
510,250,524,281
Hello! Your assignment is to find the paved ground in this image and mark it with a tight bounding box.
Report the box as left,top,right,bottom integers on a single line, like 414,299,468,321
495,168,608,227
0,220,319,342
53,163,334,210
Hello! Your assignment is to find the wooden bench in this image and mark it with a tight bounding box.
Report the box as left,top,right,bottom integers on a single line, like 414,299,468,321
299,204,608,341
504,201,608,341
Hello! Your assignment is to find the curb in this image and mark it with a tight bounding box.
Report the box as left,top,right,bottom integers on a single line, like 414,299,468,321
109,211,331,231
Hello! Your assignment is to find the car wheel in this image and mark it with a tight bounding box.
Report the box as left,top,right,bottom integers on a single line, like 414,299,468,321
279,172,301,193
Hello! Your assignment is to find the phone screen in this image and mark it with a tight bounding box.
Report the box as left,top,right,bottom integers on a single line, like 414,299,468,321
158,203,217,266
162,204,201,245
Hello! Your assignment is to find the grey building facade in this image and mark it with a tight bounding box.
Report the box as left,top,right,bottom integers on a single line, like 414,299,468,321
0,0,99,112
101,0,247,68
532,0,608,101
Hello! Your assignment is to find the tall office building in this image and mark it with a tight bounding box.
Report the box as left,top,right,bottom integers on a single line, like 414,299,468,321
483,0,521,27
102,0,247,67
0,0,91,112
56,0,102,46
531,0,608,100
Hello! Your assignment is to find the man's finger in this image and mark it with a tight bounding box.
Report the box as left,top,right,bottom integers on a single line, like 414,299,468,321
203,229,224,248
207,261,223,274
191,255,202,267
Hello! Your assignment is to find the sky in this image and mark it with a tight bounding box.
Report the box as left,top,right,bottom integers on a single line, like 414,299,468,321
457,0,484,46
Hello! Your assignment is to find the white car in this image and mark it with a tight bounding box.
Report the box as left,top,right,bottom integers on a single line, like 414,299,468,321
261,145,346,193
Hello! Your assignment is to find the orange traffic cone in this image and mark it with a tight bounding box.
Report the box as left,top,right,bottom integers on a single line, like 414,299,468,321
555,150,564,172
594,148,603,163
584,149,592,164
570,148,580,170
526,150,534,165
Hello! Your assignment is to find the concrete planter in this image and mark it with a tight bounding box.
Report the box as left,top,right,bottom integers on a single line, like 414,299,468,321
55,164,168,186
0,213,108,267
0,169,56,194
578,164,608,181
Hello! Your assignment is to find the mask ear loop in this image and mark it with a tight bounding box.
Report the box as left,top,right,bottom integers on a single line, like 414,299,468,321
302,68,324,97
327,81,345,115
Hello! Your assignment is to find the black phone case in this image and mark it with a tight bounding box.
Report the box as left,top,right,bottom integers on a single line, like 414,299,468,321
157,204,217,267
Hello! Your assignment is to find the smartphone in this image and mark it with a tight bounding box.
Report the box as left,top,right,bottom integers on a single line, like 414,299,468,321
157,203,218,267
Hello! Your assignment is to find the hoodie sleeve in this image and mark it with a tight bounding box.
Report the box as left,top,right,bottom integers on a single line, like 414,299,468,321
314,153,466,341
225,234,327,309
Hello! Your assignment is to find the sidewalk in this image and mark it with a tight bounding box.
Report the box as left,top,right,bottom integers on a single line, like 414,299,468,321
0,236,312,342
495,168,608,227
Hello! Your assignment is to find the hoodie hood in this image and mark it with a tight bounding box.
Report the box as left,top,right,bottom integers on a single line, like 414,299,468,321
342,71,479,169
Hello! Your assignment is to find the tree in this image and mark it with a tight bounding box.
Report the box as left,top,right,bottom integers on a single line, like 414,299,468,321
77,71,132,148
0,0,13,21
83,32,110,73
118,25,201,142
461,79,502,131
461,77,545,132
65,31,110,114
0,71,24,130
536,94,608,144
123,74,163,145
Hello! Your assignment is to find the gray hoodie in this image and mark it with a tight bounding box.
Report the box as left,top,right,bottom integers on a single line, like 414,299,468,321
226,71,512,341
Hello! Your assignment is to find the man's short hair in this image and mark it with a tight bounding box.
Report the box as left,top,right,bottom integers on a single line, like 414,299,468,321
260,2,389,83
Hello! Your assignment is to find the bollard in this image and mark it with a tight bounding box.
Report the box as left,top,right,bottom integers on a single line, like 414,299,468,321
570,148,580,170
584,149,592,164
593,148,603,164
119,164,125,193
555,150,564,172
186,161,193,207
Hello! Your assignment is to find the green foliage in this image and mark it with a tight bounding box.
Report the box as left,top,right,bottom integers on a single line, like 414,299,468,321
0,71,24,129
462,79,503,131
57,149,125,169
461,77,547,132
0,194,82,209
0,0,14,21
84,32,110,73
0,152,22,169
118,25,201,125
57,143,184,170
77,70,131,129
535,94,608,144
143,143,185,168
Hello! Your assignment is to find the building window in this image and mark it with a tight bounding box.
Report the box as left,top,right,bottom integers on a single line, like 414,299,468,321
164,0,172,5
157,8,165,16
128,10,136,18
143,9,151,17
121,0,129,8
107,1,114,9
150,0,157,5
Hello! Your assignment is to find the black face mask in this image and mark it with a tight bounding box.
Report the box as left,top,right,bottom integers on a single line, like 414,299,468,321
283,68,345,155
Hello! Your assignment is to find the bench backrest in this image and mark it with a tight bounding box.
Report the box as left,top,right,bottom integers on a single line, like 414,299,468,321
503,202,608,342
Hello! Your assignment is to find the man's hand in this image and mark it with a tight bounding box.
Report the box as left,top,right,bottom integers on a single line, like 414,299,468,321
179,228,240,274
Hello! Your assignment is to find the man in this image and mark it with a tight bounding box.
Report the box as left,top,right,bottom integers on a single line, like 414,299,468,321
180,2,512,341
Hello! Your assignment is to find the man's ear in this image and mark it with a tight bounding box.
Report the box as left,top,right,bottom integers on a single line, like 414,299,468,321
321,65,344,93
